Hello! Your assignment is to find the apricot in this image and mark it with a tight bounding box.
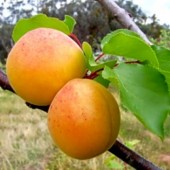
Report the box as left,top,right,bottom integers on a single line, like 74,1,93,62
48,78,120,159
6,28,86,106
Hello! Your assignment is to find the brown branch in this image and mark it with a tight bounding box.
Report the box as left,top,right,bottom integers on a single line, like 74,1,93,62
0,69,14,92
110,140,161,170
25,102,49,112
96,0,152,45
0,69,161,169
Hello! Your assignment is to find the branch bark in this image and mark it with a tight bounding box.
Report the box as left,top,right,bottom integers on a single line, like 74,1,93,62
96,0,151,44
0,69,14,92
110,140,161,170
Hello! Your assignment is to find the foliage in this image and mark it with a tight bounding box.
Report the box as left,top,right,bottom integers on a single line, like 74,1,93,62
103,64,170,138
12,14,76,42
11,14,170,139
151,45,170,92
101,29,158,67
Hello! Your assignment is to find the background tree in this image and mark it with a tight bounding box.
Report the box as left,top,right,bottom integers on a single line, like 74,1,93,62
0,0,35,64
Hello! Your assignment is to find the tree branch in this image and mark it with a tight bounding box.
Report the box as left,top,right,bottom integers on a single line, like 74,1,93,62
0,69,14,92
0,69,161,169
110,140,161,170
96,0,152,44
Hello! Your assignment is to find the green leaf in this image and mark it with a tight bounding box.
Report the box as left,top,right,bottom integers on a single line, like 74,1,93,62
152,45,170,93
64,15,76,33
82,41,116,72
101,29,159,68
102,64,170,138
94,74,110,87
12,14,70,42
82,42,93,62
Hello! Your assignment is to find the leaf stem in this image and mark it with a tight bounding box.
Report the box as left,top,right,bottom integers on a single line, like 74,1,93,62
84,68,103,79
115,60,141,67
95,53,105,61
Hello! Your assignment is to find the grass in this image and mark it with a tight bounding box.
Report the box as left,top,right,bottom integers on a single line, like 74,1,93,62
0,90,52,170
120,111,170,170
0,88,170,170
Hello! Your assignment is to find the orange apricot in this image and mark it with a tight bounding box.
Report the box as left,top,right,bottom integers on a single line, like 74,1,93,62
48,78,120,159
6,28,86,106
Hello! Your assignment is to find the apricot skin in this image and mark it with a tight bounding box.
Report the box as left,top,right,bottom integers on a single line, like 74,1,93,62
6,28,86,106
48,78,120,159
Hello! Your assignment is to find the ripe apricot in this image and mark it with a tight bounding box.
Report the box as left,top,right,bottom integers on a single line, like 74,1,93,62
48,78,120,159
6,28,86,106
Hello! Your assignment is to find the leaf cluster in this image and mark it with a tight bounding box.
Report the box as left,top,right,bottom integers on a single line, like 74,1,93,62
9,14,170,139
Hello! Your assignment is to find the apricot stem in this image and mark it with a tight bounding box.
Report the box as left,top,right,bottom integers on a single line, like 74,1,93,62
69,33,82,48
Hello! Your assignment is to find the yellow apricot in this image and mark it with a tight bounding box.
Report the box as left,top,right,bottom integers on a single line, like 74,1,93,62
6,28,86,106
48,78,120,159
